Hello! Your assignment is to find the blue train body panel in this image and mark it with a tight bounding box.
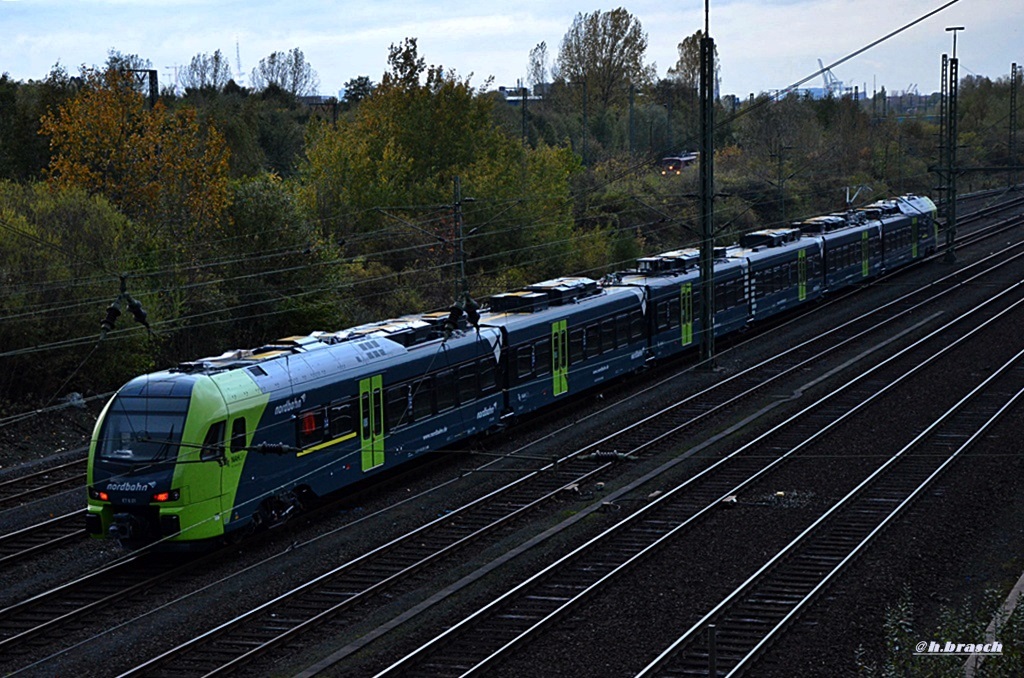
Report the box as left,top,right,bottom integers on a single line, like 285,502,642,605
483,277,647,416
738,229,824,321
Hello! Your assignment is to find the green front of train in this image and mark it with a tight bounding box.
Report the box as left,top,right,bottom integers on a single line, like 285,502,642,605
86,369,269,545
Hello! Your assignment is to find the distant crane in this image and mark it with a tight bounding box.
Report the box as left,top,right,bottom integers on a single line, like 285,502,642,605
818,59,843,97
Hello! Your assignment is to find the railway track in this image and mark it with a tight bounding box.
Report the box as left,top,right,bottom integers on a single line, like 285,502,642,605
0,552,206,663
0,455,87,510
107,221,1024,676
368,269,1024,677
0,510,85,567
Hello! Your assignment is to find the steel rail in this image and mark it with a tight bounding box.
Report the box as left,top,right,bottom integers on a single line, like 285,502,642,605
0,456,87,510
0,510,85,567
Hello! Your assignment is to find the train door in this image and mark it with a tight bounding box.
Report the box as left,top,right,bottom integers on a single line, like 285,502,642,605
359,375,385,471
552,320,568,396
798,249,808,301
861,231,871,278
911,216,919,258
680,283,694,346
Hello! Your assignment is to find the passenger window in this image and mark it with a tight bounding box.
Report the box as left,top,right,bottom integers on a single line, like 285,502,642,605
656,302,671,331
435,370,456,411
668,299,681,328
585,324,601,358
479,360,498,393
516,345,534,379
297,409,324,448
569,329,585,364
616,315,629,347
412,379,433,420
601,318,616,352
630,311,645,341
329,401,355,438
534,339,552,376
386,385,409,429
457,364,478,403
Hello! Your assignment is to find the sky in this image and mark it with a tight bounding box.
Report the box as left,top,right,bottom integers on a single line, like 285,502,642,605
1,0,1021,99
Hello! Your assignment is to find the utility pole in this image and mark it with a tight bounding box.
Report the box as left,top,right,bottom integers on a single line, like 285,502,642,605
453,176,467,299
699,3,716,367
128,69,158,108
769,145,794,225
521,84,528,145
938,54,948,210
580,81,588,166
943,26,963,263
629,84,636,155
1011,63,1018,189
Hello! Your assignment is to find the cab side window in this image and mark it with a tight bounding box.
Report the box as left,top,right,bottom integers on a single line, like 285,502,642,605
201,420,226,461
230,418,247,453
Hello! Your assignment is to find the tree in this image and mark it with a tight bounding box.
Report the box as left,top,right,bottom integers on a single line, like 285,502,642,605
39,68,230,245
667,30,720,95
250,48,319,96
555,8,656,110
0,69,72,181
179,49,233,92
299,39,581,312
342,75,375,106
0,181,154,401
104,49,151,73
527,42,549,89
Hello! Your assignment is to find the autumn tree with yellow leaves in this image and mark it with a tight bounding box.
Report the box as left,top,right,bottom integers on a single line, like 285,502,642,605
39,68,230,248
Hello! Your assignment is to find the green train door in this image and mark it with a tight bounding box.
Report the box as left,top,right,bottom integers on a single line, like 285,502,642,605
861,231,870,278
911,216,919,258
798,249,808,301
681,283,694,346
552,320,568,396
359,375,384,471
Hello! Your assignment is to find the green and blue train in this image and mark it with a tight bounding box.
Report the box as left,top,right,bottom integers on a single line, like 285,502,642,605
86,194,937,546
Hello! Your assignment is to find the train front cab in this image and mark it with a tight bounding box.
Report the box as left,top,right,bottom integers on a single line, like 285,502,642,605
485,277,647,418
86,371,265,545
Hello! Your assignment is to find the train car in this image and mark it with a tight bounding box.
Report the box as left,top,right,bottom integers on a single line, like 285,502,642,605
737,228,824,321
797,213,883,291
87,194,937,546
861,195,938,270
617,248,747,362
87,317,503,545
482,276,647,418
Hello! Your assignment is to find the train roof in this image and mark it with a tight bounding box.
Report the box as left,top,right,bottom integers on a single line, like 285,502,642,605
166,306,500,383
479,276,644,335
